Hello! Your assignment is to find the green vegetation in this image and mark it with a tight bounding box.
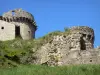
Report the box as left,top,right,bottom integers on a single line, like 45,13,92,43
0,64,100,75
0,38,34,68
38,29,71,44
0,29,71,68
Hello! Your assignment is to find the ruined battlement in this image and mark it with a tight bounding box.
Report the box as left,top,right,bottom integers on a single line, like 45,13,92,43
0,9,37,41
69,26,94,35
3,9,34,21
0,16,37,28
0,9,37,29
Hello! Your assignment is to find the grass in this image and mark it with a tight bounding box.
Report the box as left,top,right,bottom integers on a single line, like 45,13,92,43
0,64,100,75
0,30,71,67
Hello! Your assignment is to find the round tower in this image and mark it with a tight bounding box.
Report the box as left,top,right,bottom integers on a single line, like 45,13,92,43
0,9,37,41
69,26,94,50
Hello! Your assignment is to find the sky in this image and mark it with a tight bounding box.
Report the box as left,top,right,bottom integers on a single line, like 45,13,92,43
0,0,100,47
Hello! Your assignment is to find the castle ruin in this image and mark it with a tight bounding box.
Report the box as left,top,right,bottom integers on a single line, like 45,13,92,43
33,26,100,66
68,26,94,51
0,9,37,41
0,9,100,66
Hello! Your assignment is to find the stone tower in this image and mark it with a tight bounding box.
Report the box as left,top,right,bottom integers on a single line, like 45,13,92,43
33,26,95,66
69,26,94,51
0,9,37,41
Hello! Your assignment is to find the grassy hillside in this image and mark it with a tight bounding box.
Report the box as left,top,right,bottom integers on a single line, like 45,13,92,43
0,29,71,68
0,64,100,75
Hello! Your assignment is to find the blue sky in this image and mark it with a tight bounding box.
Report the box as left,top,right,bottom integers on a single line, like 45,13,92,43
0,0,100,47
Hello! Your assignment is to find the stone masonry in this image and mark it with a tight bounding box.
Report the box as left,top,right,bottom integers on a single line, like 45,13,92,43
0,9,37,41
33,26,100,66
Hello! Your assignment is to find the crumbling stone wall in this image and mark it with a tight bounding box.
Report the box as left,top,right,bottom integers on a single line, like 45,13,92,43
33,26,99,66
0,9,37,41
34,35,70,66
64,49,100,65
69,26,94,50
3,8,34,21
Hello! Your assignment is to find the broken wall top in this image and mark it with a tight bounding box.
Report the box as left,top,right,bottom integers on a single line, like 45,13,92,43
2,8,34,21
69,26,94,35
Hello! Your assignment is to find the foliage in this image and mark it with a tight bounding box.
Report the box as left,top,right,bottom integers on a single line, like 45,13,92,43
0,39,35,67
64,27,69,32
0,64,100,75
37,28,71,45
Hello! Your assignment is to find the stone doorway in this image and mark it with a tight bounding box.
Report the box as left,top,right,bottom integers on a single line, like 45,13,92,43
80,37,86,50
15,26,21,38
